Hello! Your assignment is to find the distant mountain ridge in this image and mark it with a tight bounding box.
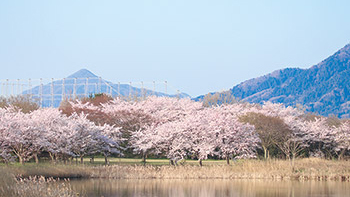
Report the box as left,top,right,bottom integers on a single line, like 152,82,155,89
67,69,98,78
198,43,350,118
23,69,190,107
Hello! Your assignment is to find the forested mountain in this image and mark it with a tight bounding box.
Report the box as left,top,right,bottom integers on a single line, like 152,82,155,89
197,44,350,118
231,44,350,118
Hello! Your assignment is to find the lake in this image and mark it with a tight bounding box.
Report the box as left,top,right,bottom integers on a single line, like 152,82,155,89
69,179,350,197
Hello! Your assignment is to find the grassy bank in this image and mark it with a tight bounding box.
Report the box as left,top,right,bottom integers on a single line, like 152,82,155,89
1,158,350,181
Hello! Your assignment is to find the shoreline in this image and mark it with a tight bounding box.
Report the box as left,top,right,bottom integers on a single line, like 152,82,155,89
2,158,349,182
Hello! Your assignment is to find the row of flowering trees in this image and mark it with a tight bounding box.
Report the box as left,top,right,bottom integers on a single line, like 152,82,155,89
0,95,350,165
238,102,350,168
64,95,350,165
63,96,260,166
0,106,123,164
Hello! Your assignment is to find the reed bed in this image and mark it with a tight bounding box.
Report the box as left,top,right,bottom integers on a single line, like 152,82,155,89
2,164,90,179
1,158,350,181
89,158,350,181
0,174,81,197
1,158,349,196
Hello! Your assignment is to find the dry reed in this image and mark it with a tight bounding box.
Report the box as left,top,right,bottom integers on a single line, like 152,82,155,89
89,158,350,181
0,175,82,197
2,158,350,181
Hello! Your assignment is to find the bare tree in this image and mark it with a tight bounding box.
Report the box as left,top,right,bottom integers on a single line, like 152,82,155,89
0,95,39,113
201,91,240,107
239,112,291,159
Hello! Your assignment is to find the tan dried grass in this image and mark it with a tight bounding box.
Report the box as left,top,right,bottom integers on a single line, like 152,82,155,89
88,158,350,181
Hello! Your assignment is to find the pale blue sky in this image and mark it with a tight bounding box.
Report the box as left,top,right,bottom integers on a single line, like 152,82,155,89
1,0,350,97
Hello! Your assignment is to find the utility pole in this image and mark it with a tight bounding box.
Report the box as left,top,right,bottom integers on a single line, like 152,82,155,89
51,78,54,107
62,78,65,102
39,78,43,107
85,78,89,97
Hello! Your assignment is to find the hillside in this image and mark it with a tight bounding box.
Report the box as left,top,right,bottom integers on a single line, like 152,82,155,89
197,44,350,118
231,44,350,118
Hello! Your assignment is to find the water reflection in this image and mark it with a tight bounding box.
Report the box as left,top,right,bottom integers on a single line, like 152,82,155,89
70,179,350,197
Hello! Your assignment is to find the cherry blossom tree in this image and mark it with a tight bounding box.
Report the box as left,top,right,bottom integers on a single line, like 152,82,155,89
68,98,151,158
0,107,41,164
135,105,260,166
0,108,17,163
333,120,350,159
66,113,105,163
94,123,124,164
143,110,215,166
300,117,335,158
134,96,204,124
212,106,259,164
128,97,203,163
29,108,66,163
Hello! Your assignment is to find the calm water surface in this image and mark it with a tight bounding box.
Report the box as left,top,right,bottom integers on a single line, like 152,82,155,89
69,179,350,197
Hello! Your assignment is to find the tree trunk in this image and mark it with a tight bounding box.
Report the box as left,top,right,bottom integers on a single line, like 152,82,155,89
19,156,24,165
285,152,290,161
104,155,109,165
80,156,84,164
263,146,267,159
34,153,39,164
267,150,270,159
54,154,58,163
199,159,203,167
142,152,147,164
49,152,55,163
339,149,346,160
291,153,296,172
90,156,94,164
226,156,230,165
170,159,175,166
